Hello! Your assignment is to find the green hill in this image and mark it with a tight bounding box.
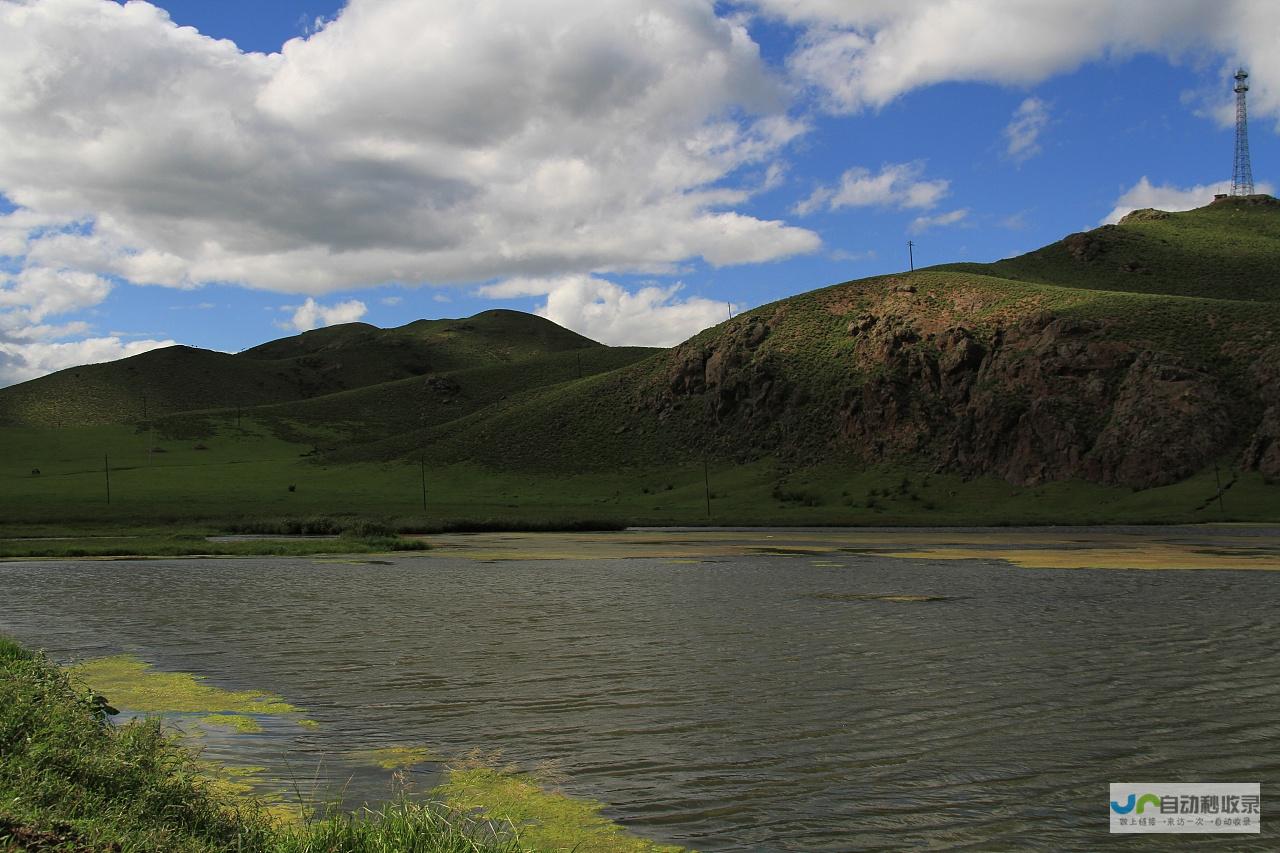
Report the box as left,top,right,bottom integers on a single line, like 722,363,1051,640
252,344,659,448
1,198,1278,531
332,198,1280,500
0,310,605,428
940,194,1280,301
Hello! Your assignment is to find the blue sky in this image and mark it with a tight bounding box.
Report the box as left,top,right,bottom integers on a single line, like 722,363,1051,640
0,0,1277,384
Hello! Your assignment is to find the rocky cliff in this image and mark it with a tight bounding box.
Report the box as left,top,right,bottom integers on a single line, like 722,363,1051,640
649,255,1278,489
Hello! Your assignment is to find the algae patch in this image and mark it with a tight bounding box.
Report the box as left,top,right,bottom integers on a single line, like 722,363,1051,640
355,745,438,770
811,592,957,603
876,545,1280,571
201,713,264,733
66,654,305,718
197,761,303,825
437,762,684,853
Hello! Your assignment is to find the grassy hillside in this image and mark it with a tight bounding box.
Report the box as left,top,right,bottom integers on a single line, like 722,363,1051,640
356,267,1275,475
252,345,658,447
335,199,1280,504
0,310,606,429
242,309,597,369
2,199,1279,530
940,195,1280,302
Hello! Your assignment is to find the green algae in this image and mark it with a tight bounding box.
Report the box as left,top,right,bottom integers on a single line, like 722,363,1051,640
202,713,264,733
811,592,958,603
435,763,685,853
355,744,438,769
66,654,305,718
197,761,305,825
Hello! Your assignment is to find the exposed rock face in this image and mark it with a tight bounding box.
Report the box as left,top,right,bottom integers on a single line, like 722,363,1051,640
654,303,1246,490
1083,352,1232,487
1241,346,1280,481
665,318,788,424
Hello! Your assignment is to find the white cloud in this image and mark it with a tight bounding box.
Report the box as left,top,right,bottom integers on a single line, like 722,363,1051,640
280,297,368,332
1101,176,1276,224
745,1,1280,121
0,264,176,385
909,208,969,234
795,162,948,215
380,296,402,306
0,336,176,386
0,0,819,297
0,208,62,257
478,274,729,346
0,267,110,325
828,248,875,262
1004,97,1050,162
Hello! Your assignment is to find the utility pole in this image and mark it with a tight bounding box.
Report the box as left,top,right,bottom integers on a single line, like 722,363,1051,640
420,455,428,512
907,240,915,271
1214,462,1227,518
104,453,111,505
703,457,711,519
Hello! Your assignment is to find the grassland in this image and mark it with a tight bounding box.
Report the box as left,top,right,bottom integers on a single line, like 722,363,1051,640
1,200,1278,536
0,310,610,430
1,411,1275,555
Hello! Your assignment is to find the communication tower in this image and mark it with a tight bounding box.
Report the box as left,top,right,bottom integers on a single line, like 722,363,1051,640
1232,68,1254,196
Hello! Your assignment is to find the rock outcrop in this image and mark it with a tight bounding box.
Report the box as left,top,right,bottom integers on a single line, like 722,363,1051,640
652,298,1248,490
1241,346,1280,481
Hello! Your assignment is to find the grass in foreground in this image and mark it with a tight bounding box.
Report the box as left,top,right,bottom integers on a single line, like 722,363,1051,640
0,636,525,852
4,638,689,852
438,762,683,853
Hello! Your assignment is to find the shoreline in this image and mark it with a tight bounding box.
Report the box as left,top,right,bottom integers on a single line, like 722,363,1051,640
2,524,1277,569
0,635,684,853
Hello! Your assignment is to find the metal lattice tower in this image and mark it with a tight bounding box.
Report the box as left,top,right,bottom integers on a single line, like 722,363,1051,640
1232,67,1254,196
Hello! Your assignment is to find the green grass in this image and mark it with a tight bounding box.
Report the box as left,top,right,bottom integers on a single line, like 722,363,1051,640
0,309,612,429
1,414,1275,545
437,765,682,853
940,196,1280,302
2,202,1279,529
2,635,682,853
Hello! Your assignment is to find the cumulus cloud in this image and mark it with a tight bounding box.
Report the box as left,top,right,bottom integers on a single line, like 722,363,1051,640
1101,176,1278,224
0,0,818,298
0,264,174,385
280,298,368,332
795,162,948,215
0,267,110,325
1004,97,1050,162
744,1,1280,119
478,274,730,347
0,336,176,386
909,208,969,234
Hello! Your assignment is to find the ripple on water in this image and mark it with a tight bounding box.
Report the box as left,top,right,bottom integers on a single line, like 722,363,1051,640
2,540,1279,851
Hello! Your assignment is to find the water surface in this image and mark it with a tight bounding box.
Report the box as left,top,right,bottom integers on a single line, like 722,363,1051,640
1,527,1277,850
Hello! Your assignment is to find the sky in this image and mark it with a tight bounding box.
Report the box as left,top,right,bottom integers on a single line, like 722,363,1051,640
1,0,1279,386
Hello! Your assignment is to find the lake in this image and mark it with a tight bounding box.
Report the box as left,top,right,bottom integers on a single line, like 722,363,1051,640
1,526,1277,850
